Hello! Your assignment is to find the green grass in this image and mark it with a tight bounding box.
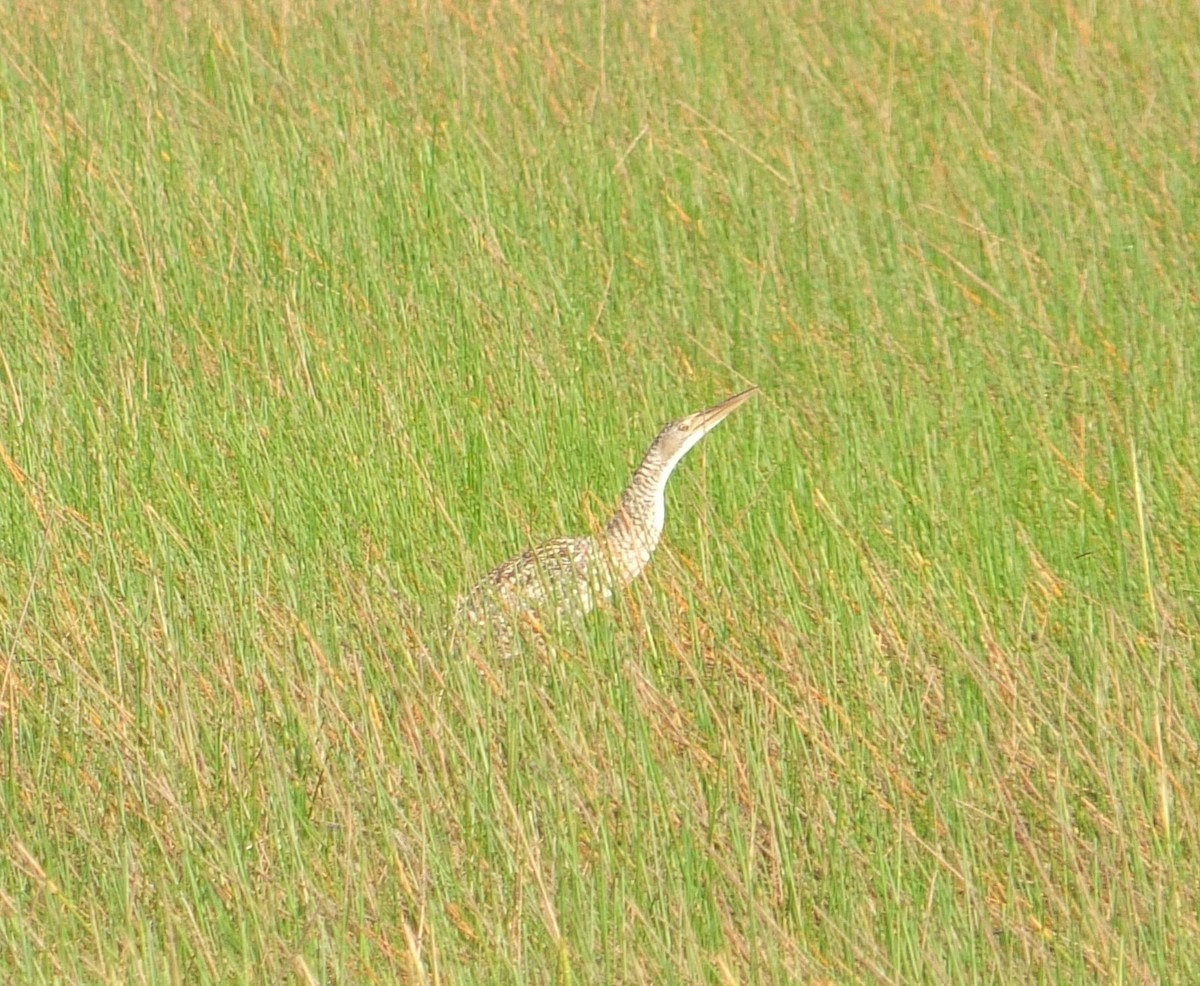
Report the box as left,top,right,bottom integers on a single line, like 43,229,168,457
2,0,1198,981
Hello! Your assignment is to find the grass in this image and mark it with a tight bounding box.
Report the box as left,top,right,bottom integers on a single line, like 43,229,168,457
1,0,1198,981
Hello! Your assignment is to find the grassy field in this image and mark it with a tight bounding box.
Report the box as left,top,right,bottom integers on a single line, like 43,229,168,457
2,0,1198,982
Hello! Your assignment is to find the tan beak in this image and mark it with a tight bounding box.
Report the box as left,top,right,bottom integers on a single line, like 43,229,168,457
694,386,758,432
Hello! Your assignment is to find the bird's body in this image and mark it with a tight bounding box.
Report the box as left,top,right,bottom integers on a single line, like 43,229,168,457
453,388,756,650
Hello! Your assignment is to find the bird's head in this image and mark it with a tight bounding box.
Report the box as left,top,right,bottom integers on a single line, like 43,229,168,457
651,387,757,472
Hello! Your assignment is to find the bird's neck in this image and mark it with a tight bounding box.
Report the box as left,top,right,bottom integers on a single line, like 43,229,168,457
602,447,676,584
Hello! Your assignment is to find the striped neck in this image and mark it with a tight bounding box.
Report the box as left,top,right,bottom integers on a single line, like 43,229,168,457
605,447,670,552
603,425,704,583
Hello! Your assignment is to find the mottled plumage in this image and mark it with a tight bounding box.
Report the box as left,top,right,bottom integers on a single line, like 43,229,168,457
453,388,756,651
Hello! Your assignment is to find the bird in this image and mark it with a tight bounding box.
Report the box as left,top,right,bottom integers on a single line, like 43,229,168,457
452,387,757,651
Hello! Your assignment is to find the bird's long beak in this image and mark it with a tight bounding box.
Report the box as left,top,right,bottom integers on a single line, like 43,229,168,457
693,386,758,434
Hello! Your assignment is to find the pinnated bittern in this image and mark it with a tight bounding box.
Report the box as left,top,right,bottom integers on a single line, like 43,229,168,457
453,387,757,650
